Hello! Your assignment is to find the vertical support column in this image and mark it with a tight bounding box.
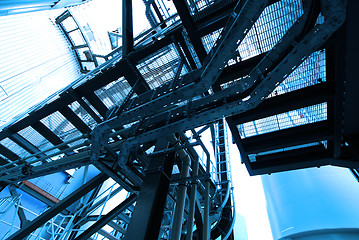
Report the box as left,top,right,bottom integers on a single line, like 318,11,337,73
124,139,175,240
122,0,133,57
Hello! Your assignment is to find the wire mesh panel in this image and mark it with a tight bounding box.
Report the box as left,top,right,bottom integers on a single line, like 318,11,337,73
269,50,326,97
202,29,223,53
190,0,218,12
94,77,131,109
18,127,55,155
137,44,188,88
238,0,303,60
238,103,327,138
0,138,32,162
68,101,98,129
40,111,85,147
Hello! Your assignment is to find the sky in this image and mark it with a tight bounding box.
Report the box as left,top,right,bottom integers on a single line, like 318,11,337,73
229,139,273,240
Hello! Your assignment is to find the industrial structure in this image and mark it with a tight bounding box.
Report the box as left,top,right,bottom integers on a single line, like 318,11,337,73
0,0,358,239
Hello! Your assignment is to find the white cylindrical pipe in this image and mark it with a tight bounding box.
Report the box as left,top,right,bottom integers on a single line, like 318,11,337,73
262,166,359,240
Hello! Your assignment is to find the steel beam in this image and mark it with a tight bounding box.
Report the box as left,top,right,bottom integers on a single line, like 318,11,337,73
59,106,91,134
177,35,198,69
0,156,9,166
0,143,19,161
118,59,150,95
74,194,137,240
122,0,133,56
173,0,207,62
226,117,251,170
7,174,108,240
9,133,46,158
2,152,91,183
229,83,330,125
125,139,175,240
31,121,70,151
84,92,108,118
9,186,28,228
250,146,333,175
67,88,102,123
242,121,332,154
18,183,58,207
342,0,359,138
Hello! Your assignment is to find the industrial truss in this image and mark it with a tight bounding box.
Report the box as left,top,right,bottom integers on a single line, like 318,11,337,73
0,0,357,239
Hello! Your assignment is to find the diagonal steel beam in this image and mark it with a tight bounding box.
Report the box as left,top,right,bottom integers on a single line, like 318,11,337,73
74,194,137,240
7,173,108,240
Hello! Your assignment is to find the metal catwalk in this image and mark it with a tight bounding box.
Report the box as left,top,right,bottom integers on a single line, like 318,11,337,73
0,0,357,239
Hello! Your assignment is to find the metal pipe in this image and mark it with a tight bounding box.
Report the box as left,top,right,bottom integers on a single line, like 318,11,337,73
167,135,191,240
170,153,190,240
222,189,236,240
142,0,158,28
186,149,199,240
148,141,200,156
190,129,211,240
203,180,210,240
0,134,88,172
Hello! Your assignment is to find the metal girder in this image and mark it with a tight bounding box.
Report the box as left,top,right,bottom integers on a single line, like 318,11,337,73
118,59,150,95
0,0,236,143
59,106,91,134
229,83,331,125
93,161,136,193
125,139,175,240
177,35,198,69
0,0,265,143
252,145,330,168
122,0,133,57
7,174,108,240
341,0,359,138
31,121,70,151
18,182,59,207
241,120,332,154
9,133,44,157
226,116,251,169
250,145,333,175
84,92,108,118
67,185,122,240
98,229,118,240
0,143,19,161
173,0,207,62
74,194,137,240
0,151,91,183
0,156,8,165
100,0,344,150
107,221,126,234
67,88,102,123
9,186,28,228
212,52,266,91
